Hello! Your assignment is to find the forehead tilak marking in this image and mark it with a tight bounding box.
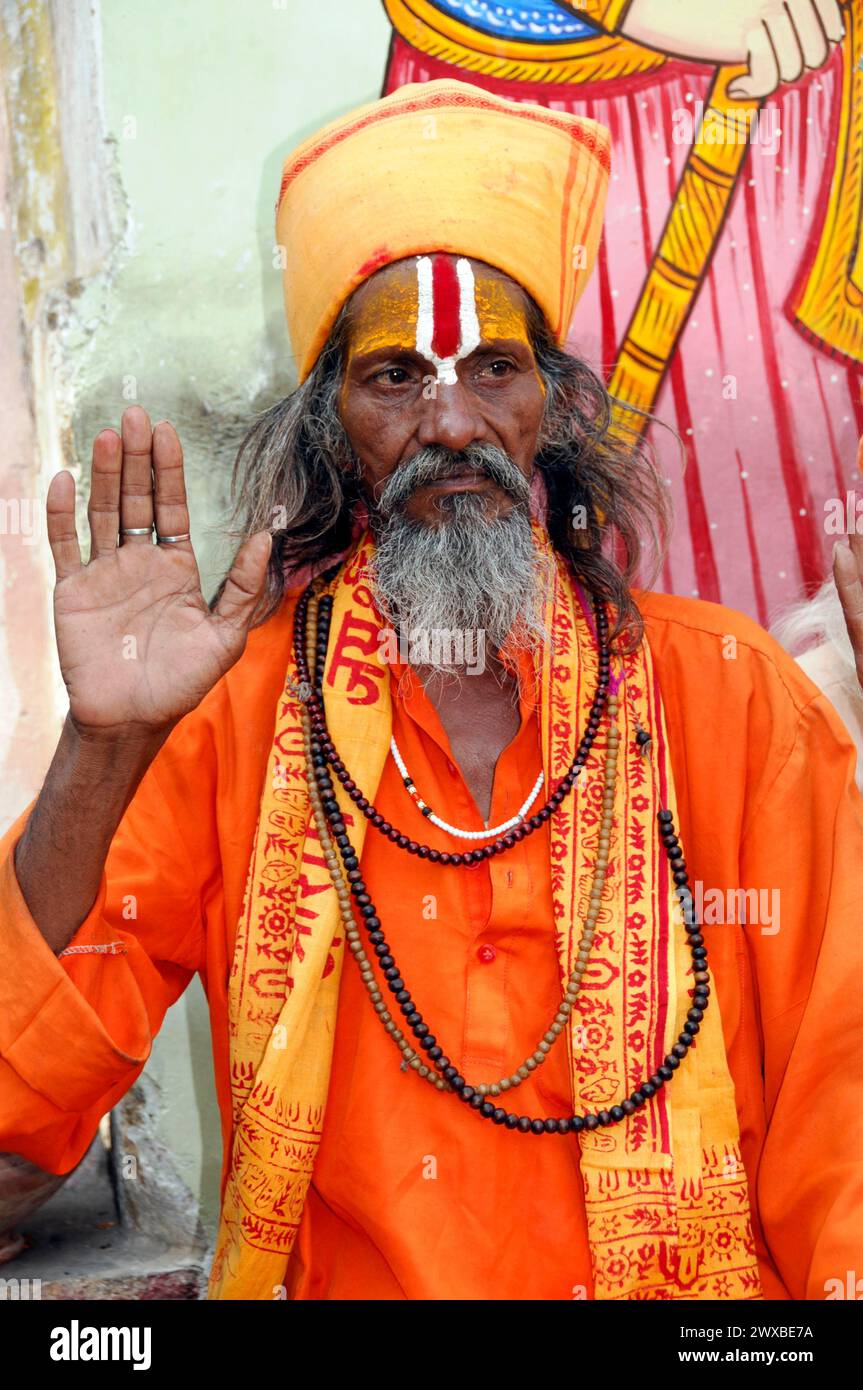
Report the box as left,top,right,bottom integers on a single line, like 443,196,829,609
415,254,480,386
344,257,534,378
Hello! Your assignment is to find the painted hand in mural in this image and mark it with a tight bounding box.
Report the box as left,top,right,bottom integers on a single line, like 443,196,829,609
833,439,863,692
46,406,272,739
621,0,845,97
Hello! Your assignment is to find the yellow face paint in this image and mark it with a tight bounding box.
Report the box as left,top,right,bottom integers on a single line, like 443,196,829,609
472,274,532,347
346,275,418,365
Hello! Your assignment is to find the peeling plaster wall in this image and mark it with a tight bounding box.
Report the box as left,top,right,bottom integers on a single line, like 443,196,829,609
0,79,57,825
1,0,390,1245
0,0,122,832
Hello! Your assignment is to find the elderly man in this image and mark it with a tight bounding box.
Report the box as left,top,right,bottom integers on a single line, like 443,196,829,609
1,80,861,1303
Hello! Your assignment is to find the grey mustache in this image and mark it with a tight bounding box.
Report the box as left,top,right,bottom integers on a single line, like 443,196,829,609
376,445,530,517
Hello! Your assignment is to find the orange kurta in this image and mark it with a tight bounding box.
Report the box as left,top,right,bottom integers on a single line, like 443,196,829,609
286,644,593,1300
1,586,862,1300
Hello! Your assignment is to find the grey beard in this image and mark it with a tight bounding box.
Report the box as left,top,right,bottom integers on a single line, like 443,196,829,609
367,445,552,679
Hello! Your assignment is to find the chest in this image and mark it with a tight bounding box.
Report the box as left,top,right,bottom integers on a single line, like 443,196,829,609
425,675,522,822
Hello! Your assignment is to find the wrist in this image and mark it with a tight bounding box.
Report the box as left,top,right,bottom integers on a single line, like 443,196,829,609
13,713,174,955
54,713,175,811
66,711,177,759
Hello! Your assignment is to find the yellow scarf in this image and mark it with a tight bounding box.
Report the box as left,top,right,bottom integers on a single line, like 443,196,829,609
209,527,762,1300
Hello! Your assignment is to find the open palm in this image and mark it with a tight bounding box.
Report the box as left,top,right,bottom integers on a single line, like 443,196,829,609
49,407,271,737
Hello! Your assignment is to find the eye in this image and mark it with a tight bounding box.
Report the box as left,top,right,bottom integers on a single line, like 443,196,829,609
373,365,412,386
482,358,516,378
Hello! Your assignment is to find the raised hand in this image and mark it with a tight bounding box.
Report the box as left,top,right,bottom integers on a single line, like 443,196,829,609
47,406,272,739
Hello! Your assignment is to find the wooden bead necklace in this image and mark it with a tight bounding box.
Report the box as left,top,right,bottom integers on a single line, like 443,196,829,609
293,581,610,864
300,590,623,1095
294,577,711,1132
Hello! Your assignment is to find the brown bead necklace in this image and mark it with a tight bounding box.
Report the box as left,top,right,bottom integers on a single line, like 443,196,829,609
294,577,711,1134
292,580,610,864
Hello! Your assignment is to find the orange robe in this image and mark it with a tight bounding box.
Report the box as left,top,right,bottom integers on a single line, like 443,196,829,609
1,587,862,1300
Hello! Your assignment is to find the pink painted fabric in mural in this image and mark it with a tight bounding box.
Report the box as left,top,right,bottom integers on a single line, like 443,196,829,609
384,12,863,628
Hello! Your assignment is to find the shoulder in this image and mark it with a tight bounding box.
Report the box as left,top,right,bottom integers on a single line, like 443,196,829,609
159,587,302,768
632,589,863,835
633,588,823,718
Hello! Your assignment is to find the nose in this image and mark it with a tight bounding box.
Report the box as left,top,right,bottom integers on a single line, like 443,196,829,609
415,376,487,453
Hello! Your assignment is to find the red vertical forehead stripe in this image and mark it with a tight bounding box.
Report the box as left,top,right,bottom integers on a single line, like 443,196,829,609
430,254,461,359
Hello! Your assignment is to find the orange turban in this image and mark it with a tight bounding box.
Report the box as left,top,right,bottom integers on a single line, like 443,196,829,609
276,79,611,382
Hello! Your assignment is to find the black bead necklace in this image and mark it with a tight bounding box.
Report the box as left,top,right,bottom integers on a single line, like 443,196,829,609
292,580,610,865
293,576,712,1134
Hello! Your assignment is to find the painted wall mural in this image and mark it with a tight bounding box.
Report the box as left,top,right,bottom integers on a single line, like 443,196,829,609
381,0,863,625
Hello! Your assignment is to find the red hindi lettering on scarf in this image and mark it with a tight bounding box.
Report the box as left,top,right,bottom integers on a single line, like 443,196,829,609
327,612,385,705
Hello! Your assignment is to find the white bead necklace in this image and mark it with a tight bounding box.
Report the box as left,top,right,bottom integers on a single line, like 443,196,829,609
390,734,545,841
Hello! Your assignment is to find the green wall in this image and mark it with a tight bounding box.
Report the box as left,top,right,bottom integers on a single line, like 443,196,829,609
79,0,391,594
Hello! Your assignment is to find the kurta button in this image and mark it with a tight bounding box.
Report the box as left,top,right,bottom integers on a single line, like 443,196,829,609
477,945,496,964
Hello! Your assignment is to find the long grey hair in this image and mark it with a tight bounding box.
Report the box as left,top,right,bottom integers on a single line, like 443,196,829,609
229,293,673,651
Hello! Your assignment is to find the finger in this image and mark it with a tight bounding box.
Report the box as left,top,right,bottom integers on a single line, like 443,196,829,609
833,541,863,681
46,471,82,579
152,421,192,552
812,0,845,44
765,9,805,84
213,532,273,630
119,404,155,544
848,437,863,575
729,23,781,99
87,428,123,558
789,0,829,70
849,526,863,586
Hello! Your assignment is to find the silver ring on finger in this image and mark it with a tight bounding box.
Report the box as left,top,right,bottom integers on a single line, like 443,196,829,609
120,526,153,538
156,532,191,545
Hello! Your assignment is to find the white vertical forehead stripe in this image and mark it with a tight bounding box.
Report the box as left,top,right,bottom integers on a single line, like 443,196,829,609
455,258,480,360
415,255,481,386
414,255,435,363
